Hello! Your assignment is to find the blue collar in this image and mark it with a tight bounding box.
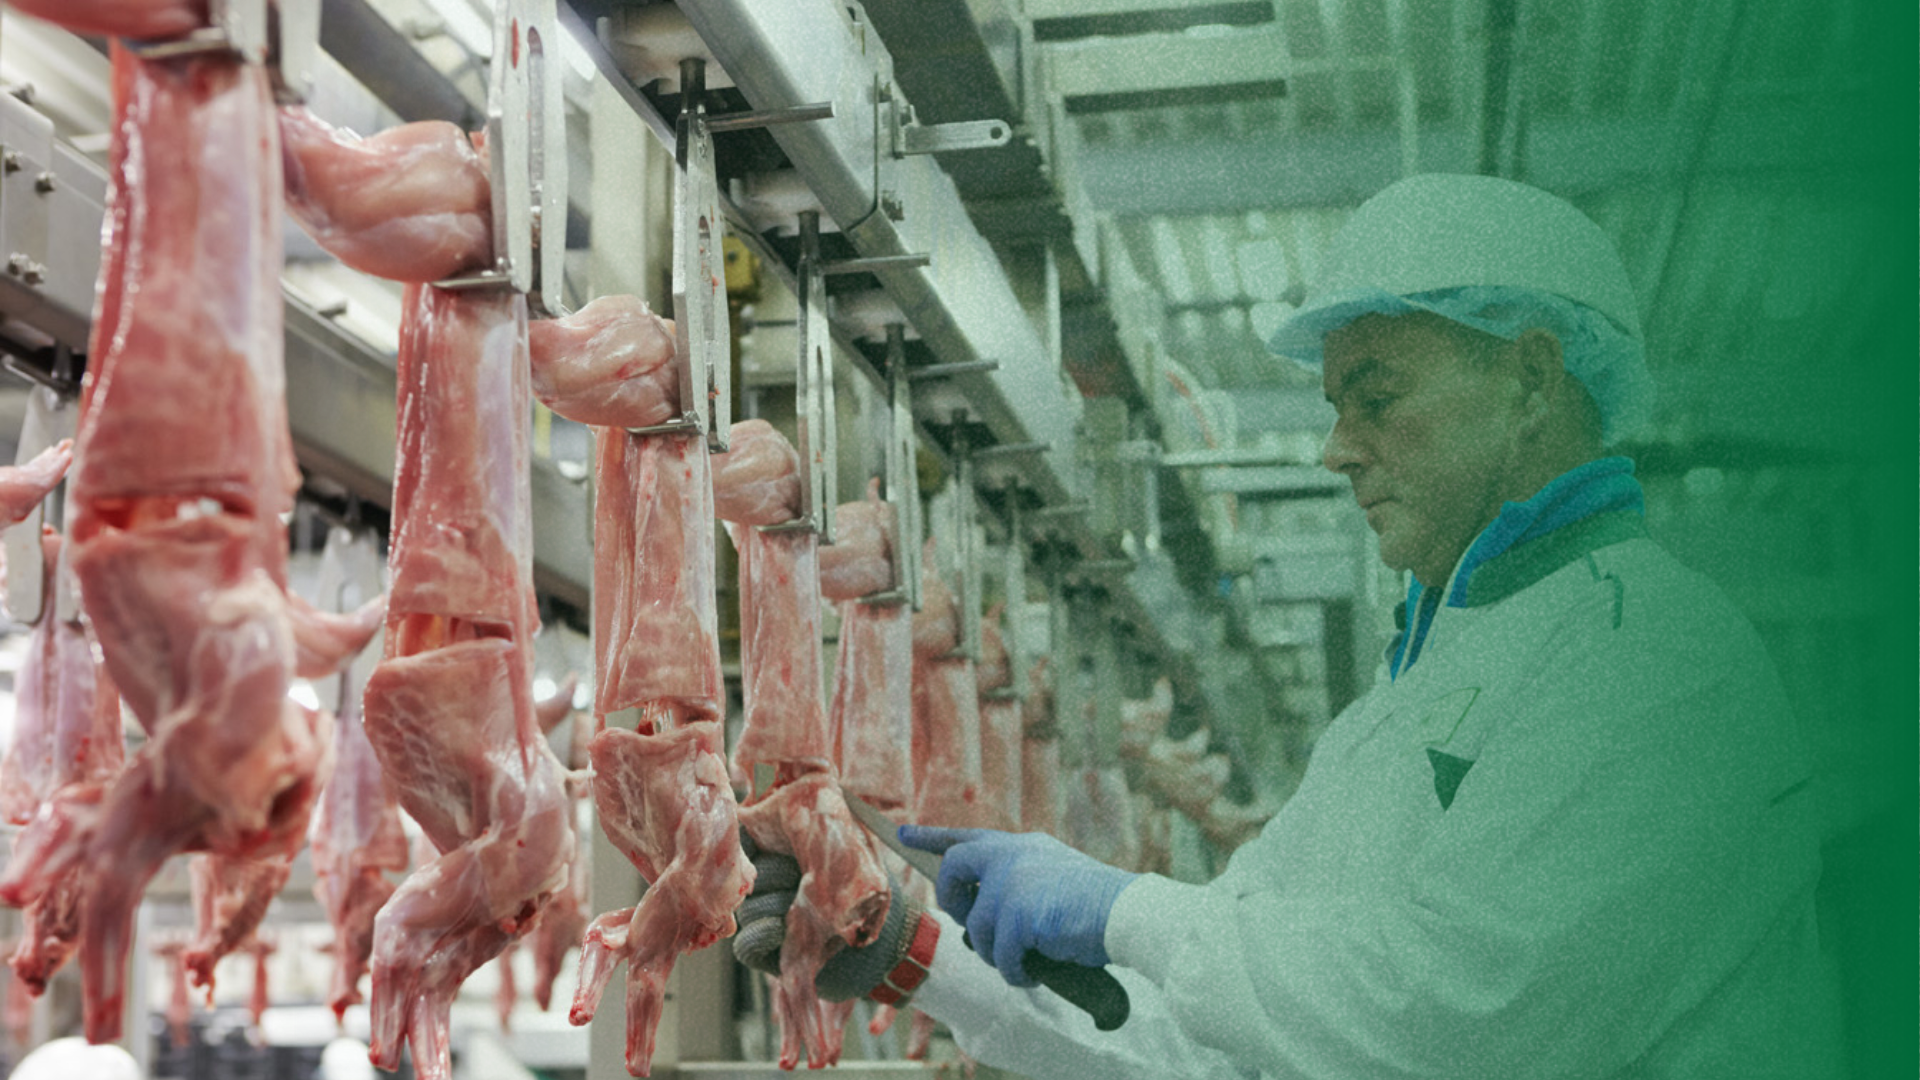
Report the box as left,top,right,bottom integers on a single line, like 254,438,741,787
1390,457,1645,680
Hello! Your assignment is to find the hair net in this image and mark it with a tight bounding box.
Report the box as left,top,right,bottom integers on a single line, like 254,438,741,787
1271,284,1654,445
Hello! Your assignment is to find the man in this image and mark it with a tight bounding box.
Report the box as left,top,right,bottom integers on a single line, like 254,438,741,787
735,174,1838,1078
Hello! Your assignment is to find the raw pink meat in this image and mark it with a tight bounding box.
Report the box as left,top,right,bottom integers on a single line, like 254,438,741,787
1140,729,1229,819
3,951,32,1048
528,829,589,1012
829,600,913,811
536,673,579,733
247,938,275,1026
287,590,386,679
1062,766,1138,869
155,940,193,1049
0,531,119,826
737,771,889,1070
909,565,983,828
1136,802,1173,876
591,432,722,726
538,294,746,1075
3,0,204,41
309,682,406,1020
817,478,891,600
570,723,752,1076
279,106,491,283
975,614,1021,832
1018,657,1060,835
34,46,367,1044
527,704,589,1013
495,939,519,1033
716,421,829,775
912,656,985,829
1019,735,1061,836
0,441,71,534
711,419,800,525
726,520,830,776
910,553,958,658
361,285,574,1080
1118,678,1173,760
527,296,679,429
183,851,293,992
0,531,125,995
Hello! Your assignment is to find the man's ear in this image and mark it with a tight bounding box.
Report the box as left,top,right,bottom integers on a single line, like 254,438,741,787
1510,328,1565,423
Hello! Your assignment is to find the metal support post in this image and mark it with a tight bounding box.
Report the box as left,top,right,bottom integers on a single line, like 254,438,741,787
761,209,838,540
432,0,570,317
859,324,923,608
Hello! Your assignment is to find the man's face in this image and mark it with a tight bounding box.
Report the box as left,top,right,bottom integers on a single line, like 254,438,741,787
1320,313,1526,586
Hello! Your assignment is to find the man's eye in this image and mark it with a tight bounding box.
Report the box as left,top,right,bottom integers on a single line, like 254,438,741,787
1362,395,1395,415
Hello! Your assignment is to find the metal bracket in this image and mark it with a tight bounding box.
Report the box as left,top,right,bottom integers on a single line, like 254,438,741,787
437,0,569,318
268,0,322,105
668,57,731,450
858,324,922,609
818,253,931,277
126,0,317,101
889,99,1012,157
948,412,981,663
1002,501,1029,698
130,0,266,63
908,359,999,381
770,210,839,541
2,385,75,626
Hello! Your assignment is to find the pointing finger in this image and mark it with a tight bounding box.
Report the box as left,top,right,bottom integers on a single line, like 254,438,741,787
897,825,989,855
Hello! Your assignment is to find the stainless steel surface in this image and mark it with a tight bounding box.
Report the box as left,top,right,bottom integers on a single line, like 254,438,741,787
845,793,941,880
705,101,836,133
472,0,568,316
676,0,1087,510
793,211,838,540
672,59,733,451
895,117,1014,156
0,92,97,357
874,325,923,608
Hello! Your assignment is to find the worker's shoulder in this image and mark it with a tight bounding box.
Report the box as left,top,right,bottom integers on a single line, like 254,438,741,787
1540,534,1778,685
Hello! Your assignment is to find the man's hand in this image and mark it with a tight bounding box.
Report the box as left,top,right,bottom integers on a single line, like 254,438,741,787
898,826,1137,988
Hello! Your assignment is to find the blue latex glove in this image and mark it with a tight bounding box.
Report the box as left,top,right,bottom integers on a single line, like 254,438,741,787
899,825,1137,989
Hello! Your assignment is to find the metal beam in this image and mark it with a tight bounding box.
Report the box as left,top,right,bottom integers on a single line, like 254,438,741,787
1026,0,1256,18
1043,27,1303,102
675,0,1087,514
1073,100,1888,216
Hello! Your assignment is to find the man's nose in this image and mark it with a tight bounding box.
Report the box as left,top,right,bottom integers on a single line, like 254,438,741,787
1321,416,1361,474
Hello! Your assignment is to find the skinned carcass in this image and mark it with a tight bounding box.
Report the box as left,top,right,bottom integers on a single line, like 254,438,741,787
527,297,751,1077
359,285,575,1080
0,41,370,1044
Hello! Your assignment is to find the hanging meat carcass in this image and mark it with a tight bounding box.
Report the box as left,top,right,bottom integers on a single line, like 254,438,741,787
909,553,984,829
308,676,406,1020
821,480,912,813
712,419,832,781
0,530,124,996
1019,656,1061,836
713,420,891,1069
0,441,71,536
974,608,1022,832
279,106,492,284
735,772,888,1070
359,285,575,1079
0,40,372,1043
525,296,751,1077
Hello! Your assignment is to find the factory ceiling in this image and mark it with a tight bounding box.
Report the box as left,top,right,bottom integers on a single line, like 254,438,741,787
866,0,1903,458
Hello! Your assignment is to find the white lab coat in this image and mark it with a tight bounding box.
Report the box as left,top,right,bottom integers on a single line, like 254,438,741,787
915,520,1839,1079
